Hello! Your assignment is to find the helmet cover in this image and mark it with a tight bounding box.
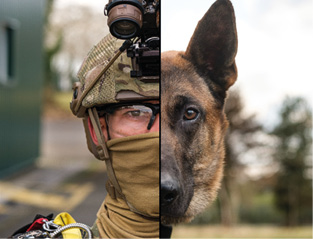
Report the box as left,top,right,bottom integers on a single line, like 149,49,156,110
76,34,159,108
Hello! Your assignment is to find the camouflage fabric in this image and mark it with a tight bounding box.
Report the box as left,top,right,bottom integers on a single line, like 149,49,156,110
77,34,159,108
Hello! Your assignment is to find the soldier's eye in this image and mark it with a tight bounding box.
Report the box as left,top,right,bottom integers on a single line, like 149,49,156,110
183,108,199,120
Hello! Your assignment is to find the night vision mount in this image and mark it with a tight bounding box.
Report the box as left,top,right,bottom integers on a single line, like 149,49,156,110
105,0,160,82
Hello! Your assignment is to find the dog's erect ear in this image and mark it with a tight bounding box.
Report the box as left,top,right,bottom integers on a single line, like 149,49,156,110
185,0,238,100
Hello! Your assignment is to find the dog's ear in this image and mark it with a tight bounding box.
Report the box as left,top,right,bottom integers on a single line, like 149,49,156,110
184,0,238,102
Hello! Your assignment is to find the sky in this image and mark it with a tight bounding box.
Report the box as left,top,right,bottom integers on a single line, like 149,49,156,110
56,0,313,127
161,0,313,127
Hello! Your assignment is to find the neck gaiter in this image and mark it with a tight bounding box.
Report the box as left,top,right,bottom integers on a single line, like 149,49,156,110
95,132,159,238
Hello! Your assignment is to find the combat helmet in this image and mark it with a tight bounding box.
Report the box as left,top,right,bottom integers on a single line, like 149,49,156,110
70,34,159,160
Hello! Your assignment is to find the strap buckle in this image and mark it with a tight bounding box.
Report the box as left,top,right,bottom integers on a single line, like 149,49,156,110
96,144,110,161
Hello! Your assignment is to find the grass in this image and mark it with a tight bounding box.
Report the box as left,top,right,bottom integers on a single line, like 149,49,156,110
43,91,74,119
52,91,73,110
171,224,312,238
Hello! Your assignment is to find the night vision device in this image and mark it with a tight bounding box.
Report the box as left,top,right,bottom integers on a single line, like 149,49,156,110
105,0,160,81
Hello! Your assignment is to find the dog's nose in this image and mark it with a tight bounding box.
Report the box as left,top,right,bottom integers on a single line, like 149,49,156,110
161,174,180,206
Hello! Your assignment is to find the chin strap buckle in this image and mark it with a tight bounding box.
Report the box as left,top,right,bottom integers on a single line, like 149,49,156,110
96,144,110,161
105,181,116,199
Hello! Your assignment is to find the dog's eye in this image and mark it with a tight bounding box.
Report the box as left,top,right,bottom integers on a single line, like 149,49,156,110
184,108,198,120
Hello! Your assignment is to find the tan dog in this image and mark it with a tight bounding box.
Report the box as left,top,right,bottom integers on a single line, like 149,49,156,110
161,0,238,225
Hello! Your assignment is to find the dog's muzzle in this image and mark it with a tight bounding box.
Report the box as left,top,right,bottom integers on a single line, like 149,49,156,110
161,172,180,207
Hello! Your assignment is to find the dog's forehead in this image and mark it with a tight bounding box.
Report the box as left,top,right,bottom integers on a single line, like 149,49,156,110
161,51,188,75
161,51,215,106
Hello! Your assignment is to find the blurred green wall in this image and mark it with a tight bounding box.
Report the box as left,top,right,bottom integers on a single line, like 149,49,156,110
0,0,46,177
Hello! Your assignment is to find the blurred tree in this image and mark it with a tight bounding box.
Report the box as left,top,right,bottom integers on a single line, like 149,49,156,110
44,2,109,91
42,0,109,116
43,0,63,103
270,96,312,226
219,89,263,226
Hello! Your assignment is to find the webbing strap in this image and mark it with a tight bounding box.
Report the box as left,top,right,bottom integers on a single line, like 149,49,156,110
88,108,124,198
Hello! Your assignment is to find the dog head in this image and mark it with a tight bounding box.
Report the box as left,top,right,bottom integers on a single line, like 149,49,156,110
161,0,238,224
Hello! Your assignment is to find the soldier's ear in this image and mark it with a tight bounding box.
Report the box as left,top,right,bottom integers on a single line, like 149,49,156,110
88,117,99,145
184,0,238,100
88,117,109,144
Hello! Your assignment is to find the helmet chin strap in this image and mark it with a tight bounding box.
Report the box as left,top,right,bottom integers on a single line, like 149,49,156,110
88,108,124,199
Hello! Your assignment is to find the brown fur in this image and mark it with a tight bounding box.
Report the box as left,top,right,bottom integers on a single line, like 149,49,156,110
161,0,238,225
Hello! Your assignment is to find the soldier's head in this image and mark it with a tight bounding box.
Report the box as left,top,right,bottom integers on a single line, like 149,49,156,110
70,34,160,220
70,34,159,158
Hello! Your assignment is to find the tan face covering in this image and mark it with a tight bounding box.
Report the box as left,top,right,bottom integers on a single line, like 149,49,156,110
95,132,159,238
